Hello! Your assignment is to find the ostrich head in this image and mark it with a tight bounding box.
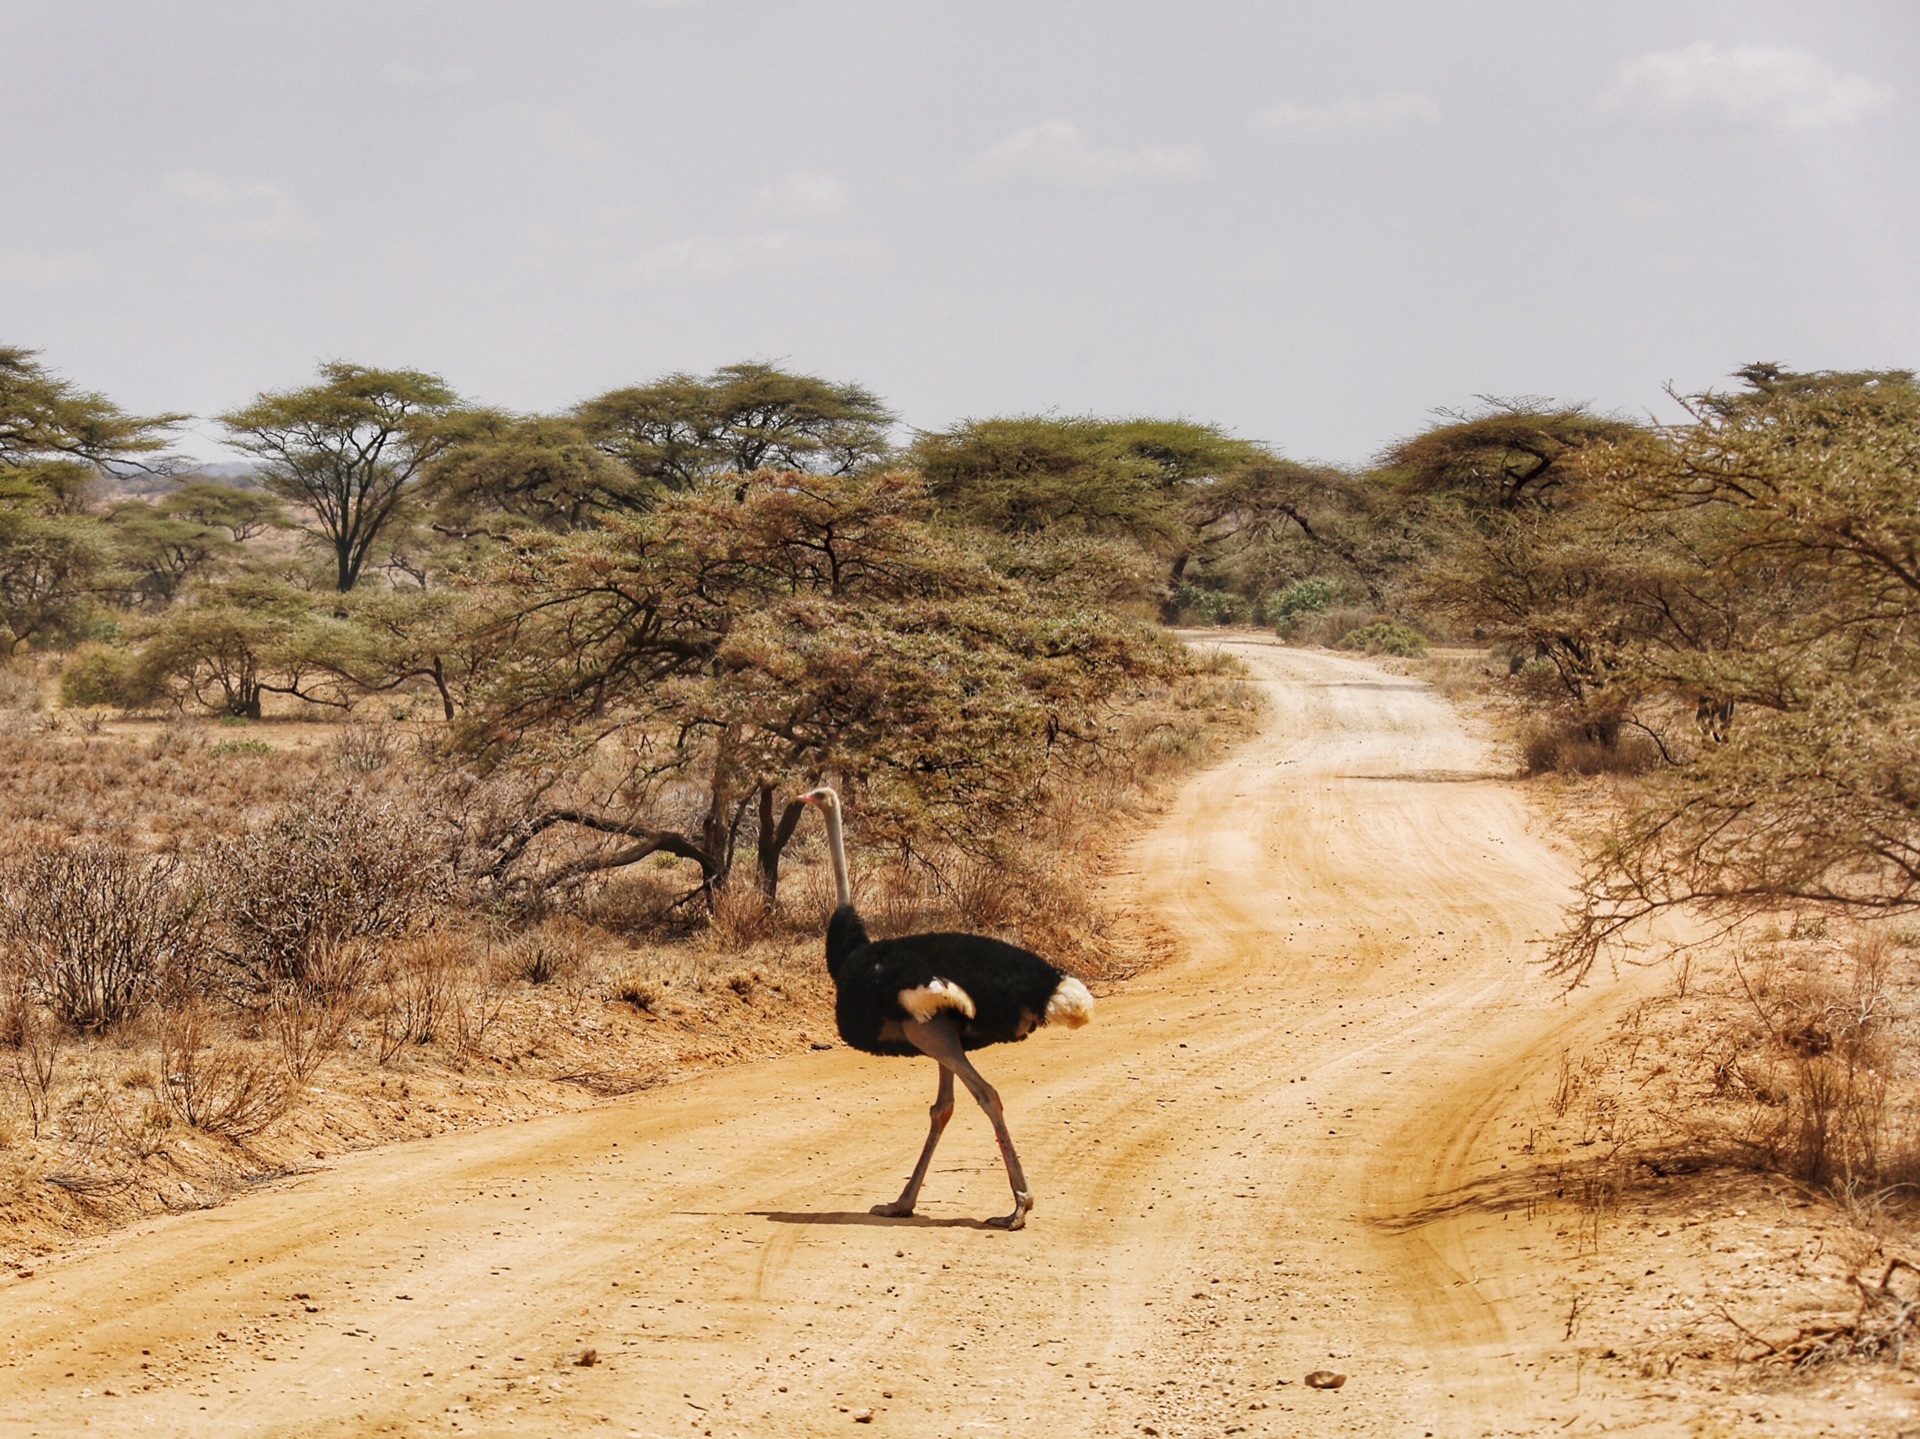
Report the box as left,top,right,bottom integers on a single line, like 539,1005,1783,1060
797,786,840,811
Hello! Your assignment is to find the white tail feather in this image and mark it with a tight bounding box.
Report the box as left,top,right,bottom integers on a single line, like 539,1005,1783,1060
1045,976,1094,1028
899,979,977,1023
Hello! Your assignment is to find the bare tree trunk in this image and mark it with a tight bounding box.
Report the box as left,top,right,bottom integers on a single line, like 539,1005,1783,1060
755,785,806,900
430,656,455,721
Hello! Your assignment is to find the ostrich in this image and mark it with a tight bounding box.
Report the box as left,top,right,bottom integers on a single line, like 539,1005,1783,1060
796,786,1093,1230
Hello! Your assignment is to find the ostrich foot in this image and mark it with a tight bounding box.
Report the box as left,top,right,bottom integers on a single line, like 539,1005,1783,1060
870,1200,917,1218
985,1190,1032,1231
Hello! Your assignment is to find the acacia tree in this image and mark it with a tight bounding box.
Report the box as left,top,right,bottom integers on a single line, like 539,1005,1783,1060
1,346,182,498
461,471,1168,900
0,347,181,651
424,410,651,533
574,361,895,493
306,585,497,721
1404,401,1665,737
134,575,356,718
1178,454,1418,608
1522,369,1920,975
911,415,1260,548
1378,398,1643,514
219,363,463,591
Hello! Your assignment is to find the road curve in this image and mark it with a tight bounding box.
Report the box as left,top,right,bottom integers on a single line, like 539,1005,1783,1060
0,639,1619,1438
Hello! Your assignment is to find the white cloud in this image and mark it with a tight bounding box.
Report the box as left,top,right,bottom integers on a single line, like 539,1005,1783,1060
626,230,800,283
164,169,303,239
1255,91,1439,133
750,169,849,221
381,59,476,89
0,250,97,286
1600,42,1894,128
968,120,1203,184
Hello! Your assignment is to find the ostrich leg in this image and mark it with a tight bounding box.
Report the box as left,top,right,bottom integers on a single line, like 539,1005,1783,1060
871,1066,954,1219
901,1016,1033,1230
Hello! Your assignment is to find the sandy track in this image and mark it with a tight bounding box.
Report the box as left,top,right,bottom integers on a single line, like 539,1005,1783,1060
0,639,1630,1437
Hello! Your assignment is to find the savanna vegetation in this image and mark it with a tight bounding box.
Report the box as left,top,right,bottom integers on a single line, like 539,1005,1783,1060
0,349,1262,1253
4,341,1919,1267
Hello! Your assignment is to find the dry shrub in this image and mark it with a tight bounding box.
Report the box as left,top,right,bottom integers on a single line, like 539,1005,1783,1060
266,984,350,1084
866,859,940,939
505,919,595,987
158,1004,289,1140
1520,719,1660,777
4,993,62,1139
0,664,43,712
612,973,662,1013
449,939,508,1052
207,795,447,995
578,865,694,936
0,843,207,1028
1733,933,1902,1188
1570,929,1918,1204
329,723,398,775
373,930,464,1060
708,875,778,948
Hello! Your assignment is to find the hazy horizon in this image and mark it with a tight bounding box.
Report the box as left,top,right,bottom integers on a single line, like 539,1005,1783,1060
3,0,1914,465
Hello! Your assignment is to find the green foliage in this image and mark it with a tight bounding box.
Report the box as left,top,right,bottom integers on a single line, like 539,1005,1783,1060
1269,576,1340,635
0,505,113,654
912,414,1260,549
574,361,894,492
1171,585,1244,626
1450,367,1920,975
158,482,290,542
426,410,652,531
134,575,356,718
207,738,275,757
59,643,166,710
105,501,237,607
0,347,180,651
1336,620,1427,657
1378,397,1642,513
0,345,182,507
219,362,464,592
462,469,1174,896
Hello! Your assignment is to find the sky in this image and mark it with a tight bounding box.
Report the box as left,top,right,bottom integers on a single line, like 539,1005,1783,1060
2,0,1915,465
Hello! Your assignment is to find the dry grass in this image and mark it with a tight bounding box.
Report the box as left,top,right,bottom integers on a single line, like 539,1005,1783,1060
1506,923,1920,1396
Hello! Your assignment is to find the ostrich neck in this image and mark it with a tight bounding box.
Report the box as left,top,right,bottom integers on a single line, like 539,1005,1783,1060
823,804,852,911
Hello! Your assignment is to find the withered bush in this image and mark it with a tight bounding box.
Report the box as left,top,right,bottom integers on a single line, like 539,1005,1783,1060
505,920,593,986
266,984,350,1084
0,842,208,1029
1735,934,1902,1188
329,723,398,776
373,931,463,1059
1519,719,1659,777
159,1004,290,1140
206,795,448,995
707,875,780,949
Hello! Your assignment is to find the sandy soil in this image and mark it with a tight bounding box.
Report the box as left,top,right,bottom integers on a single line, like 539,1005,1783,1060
0,638,1895,1436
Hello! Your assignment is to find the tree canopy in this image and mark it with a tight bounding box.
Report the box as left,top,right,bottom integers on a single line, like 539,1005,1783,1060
459,470,1171,898
1429,369,1920,974
573,361,895,493
1378,398,1642,514
424,410,649,533
0,348,181,651
910,414,1263,549
219,362,464,591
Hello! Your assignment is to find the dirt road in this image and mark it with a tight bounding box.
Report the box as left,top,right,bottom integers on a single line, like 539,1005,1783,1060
0,639,1633,1437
